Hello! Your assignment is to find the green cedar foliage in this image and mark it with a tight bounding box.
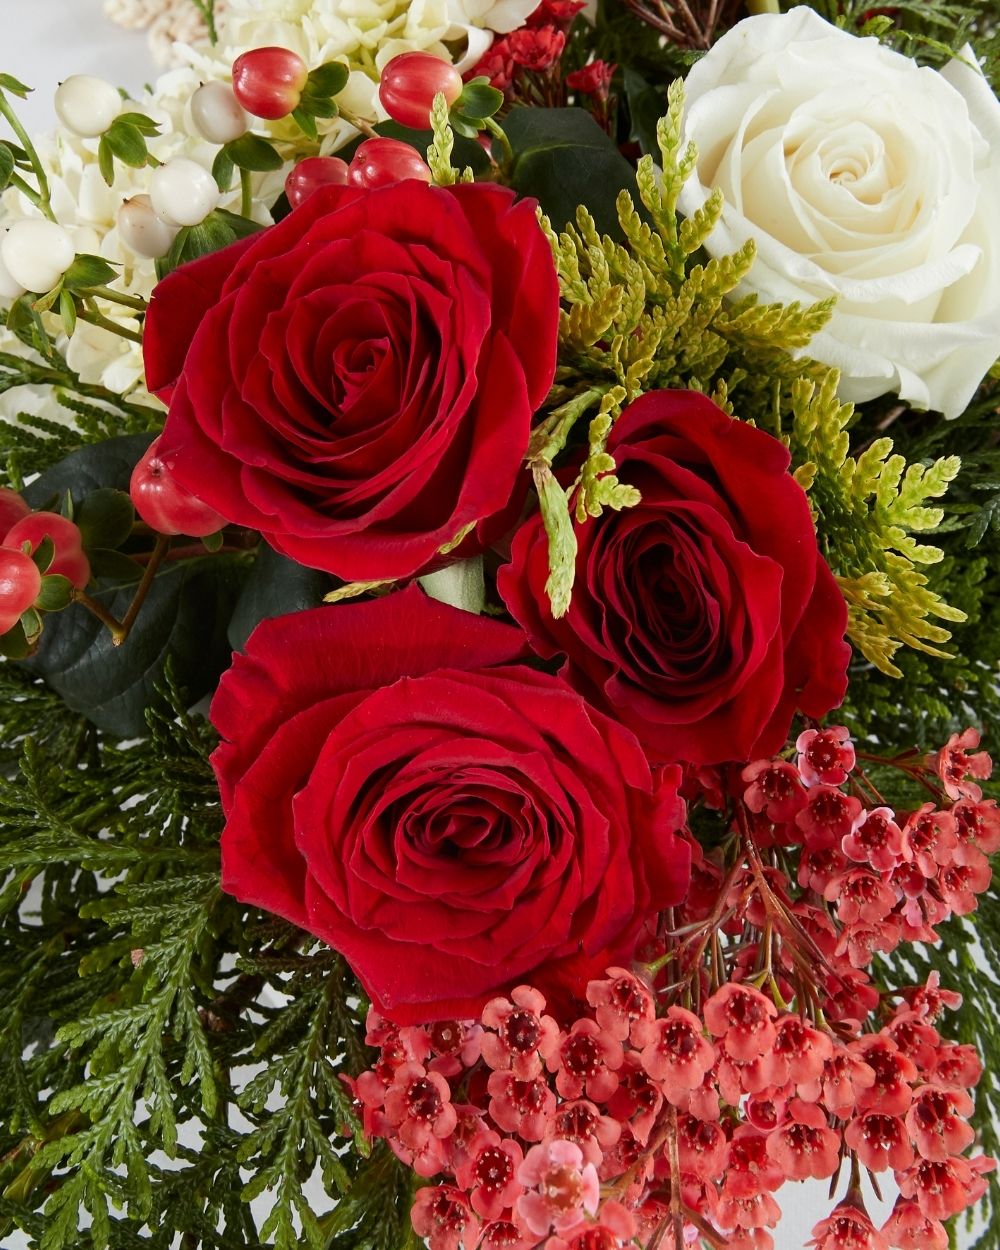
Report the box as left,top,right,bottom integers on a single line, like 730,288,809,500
537,79,967,692
0,667,407,1250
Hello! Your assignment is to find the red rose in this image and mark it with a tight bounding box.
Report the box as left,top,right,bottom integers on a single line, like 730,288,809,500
212,588,689,1023
498,390,850,765
143,181,558,581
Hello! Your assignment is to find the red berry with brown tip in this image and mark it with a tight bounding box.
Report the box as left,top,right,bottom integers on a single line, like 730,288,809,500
5,512,90,588
378,52,463,130
347,138,433,189
232,47,309,120
130,437,227,537
285,156,350,208
0,546,42,634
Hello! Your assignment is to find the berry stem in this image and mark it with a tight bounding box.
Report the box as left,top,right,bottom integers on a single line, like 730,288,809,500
89,285,148,313
240,167,253,219
483,116,514,178
113,534,170,645
336,107,380,140
76,307,143,344
0,90,54,221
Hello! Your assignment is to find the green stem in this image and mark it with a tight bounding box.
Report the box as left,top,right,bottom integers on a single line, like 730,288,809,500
484,116,514,179
77,308,143,344
240,166,253,219
0,91,53,219
746,0,781,12
337,107,380,140
90,285,147,313
7,171,42,209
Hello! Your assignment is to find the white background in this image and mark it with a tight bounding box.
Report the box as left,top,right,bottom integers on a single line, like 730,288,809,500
0,3,988,1248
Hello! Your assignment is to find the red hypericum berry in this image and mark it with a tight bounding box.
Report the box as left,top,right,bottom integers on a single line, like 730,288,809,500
231,47,309,120
0,486,30,535
0,546,42,633
130,437,226,537
4,512,90,589
379,51,463,130
284,156,349,208
347,137,433,189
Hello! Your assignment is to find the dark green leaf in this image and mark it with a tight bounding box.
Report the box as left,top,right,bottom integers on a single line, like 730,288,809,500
228,544,330,652
226,133,283,172
21,434,154,508
0,74,31,98
448,112,483,140
0,143,14,191
291,107,318,140
501,106,638,237
58,288,77,338
158,210,245,276
305,61,350,98
457,82,503,120
75,487,135,551
114,111,161,136
214,208,265,240
98,135,115,186
301,96,339,119
623,67,664,157
104,122,148,168
34,574,73,613
62,254,119,291
88,547,143,582
0,616,29,658
200,530,223,553
212,145,235,192
30,535,55,574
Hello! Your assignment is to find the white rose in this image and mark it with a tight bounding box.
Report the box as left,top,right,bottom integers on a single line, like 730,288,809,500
677,9,1000,417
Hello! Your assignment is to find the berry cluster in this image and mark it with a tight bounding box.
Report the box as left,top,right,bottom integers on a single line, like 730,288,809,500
0,488,89,642
351,728,997,1250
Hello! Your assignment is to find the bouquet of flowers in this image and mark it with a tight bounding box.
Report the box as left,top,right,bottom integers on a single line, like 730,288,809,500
2,1,1000,1247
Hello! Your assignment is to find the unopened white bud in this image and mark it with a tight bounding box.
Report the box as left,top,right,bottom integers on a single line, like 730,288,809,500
1,220,76,293
55,75,122,138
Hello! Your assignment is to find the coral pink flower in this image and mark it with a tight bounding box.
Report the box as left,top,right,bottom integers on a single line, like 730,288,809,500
545,1099,621,1167
807,1205,888,1250
634,1006,716,1096
823,968,880,1030
904,1085,975,1161
952,797,1000,854
411,1185,481,1250
902,806,959,877
842,808,905,873
938,857,992,914
825,869,896,925
746,1089,791,1133
796,786,864,849
383,1062,457,1152
897,1155,991,1220
931,1042,983,1089
761,1015,834,1091
455,1133,525,1221
879,1198,948,1250
480,1220,535,1250
724,1127,786,1196
481,986,561,1080
517,1140,599,1237
765,1099,841,1181
487,1072,556,1141
716,1189,782,1232
900,971,962,1021
677,1113,727,1181
726,1231,775,1250
852,1036,918,1115
844,1112,914,1172
704,985,778,1061
605,1052,663,1144
420,1020,482,1077
883,1011,941,1071
585,968,655,1042
928,728,991,801
808,1045,876,1117
835,918,902,970
548,1018,623,1102
796,727,856,787
742,759,808,822
798,846,850,893
544,1199,636,1250
443,1105,494,1174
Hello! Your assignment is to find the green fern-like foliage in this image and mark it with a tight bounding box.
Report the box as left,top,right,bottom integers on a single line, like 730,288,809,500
538,78,965,676
0,668,408,1250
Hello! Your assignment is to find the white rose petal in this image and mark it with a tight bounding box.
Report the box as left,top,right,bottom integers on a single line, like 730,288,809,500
678,9,1000,417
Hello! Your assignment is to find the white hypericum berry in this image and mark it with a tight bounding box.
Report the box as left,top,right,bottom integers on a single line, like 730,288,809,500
191,81,249,145
0,248,26,302
1,221,76,293
54,74,122,137
117,195,179,259
149,158,220,227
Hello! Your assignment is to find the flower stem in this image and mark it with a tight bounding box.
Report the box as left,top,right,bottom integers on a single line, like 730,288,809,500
77,308,143,344
337,107,380,140
89,285,147,313
240,167,253,218
484,116,514,179
0,91,53,220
